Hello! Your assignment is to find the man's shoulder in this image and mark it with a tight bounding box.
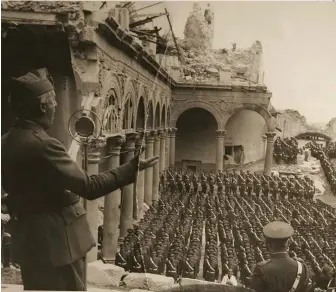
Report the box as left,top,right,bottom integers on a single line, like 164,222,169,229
256,259,272,268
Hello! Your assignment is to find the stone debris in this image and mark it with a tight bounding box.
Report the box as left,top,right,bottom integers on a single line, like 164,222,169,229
183,3,214,51
123,273,174,291
158,2,264,86
87,261,126,287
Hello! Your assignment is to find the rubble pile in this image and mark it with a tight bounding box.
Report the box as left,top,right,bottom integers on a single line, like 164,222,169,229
160,2,263,85
183,3,214,51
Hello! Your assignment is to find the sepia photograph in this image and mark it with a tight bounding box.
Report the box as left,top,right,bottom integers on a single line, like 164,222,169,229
1,1,336,291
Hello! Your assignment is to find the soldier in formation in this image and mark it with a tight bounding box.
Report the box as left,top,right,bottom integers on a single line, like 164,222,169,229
274,137,299,164
308,142,336,196
115,167,335,289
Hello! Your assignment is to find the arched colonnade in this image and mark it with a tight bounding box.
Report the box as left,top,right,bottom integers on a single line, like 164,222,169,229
88,73,178,263
170,101,277,175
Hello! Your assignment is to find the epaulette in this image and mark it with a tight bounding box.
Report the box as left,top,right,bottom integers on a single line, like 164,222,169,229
32,129,48,142
294,257,304,262
257,259,271,267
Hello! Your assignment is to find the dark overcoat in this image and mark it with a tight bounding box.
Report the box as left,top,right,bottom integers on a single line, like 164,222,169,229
250,252,311,292
1,119,137,269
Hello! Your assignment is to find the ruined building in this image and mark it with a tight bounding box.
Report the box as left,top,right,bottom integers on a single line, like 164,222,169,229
1,1,277,262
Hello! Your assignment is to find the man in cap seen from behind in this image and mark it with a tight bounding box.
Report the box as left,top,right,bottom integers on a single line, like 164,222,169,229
1,68,159,290
250,221,312,292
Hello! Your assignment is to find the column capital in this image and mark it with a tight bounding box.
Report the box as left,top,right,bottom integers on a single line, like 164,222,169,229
160,128,167,139
145,130,156,143
106,134,125,155
124,131,138,151
216,130,226,138
86,137,106,162
265,132,277,142
167,127,177,137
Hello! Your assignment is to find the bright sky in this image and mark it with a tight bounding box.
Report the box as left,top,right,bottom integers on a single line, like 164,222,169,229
138,1,336,124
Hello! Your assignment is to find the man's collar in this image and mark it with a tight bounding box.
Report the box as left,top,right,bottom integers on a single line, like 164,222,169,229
14,119,44,131
271,251,290,259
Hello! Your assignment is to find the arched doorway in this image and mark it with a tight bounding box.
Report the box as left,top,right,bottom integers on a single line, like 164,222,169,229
175,108,218,170
225,109,266,165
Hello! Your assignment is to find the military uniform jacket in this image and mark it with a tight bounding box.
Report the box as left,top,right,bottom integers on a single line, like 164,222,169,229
250,252,311,292
1,120,137,267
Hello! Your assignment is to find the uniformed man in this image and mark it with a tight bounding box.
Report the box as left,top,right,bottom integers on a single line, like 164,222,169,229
1,68,159,290
250,221,312,292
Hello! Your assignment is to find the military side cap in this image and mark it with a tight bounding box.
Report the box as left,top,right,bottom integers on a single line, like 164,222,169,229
10,68,55,104
263,221,294,239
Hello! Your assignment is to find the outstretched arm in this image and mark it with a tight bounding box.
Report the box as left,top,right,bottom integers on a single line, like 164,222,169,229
43,138,158,200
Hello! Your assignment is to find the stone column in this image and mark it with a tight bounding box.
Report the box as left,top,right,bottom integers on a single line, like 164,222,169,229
152,130,161,203
102,135,125,263
159,129,166,173
264,132,276,176
216,130,226,172
169,127,177,168
165,128,170,170
119,132,137,240
261,135,267,158
144,130,155,205
85,143,101,263
134,132,145,220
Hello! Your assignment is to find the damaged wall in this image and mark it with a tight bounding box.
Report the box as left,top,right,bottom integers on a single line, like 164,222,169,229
157,3,264,86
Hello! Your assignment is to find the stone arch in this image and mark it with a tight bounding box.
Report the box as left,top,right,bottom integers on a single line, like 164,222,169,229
122,93,135,130
154,102,161,129
138,83,149,105
135,96,145,130
101,88,120,133
161,104,166,129
171,101,222,129
99,72,122,106
224,104,275,131
146,99,154,130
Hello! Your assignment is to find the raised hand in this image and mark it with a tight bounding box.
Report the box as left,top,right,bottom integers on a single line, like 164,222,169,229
139,156,159,171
